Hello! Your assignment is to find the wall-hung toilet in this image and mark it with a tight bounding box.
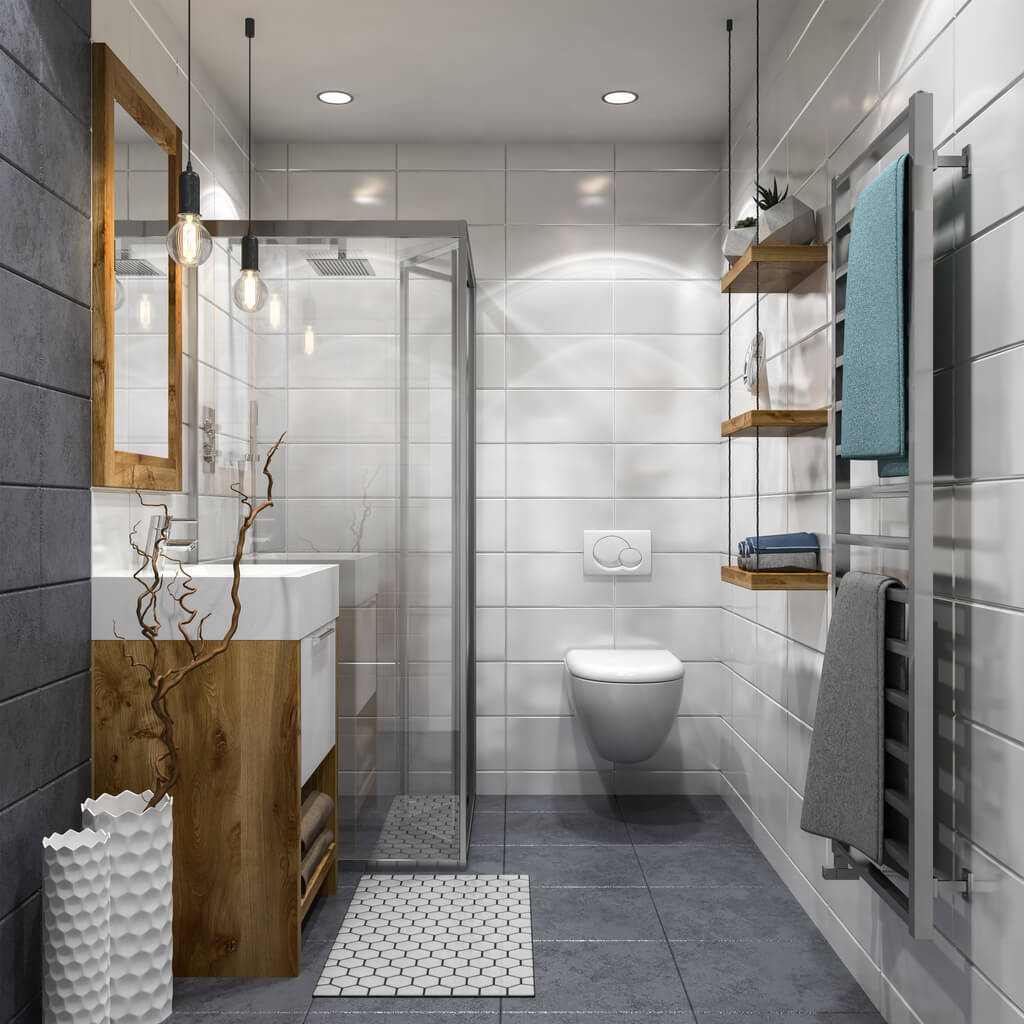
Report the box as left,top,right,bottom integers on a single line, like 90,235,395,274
565,648,684,764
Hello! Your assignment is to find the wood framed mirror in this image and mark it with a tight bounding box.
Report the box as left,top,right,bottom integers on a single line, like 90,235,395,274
92,43,183,490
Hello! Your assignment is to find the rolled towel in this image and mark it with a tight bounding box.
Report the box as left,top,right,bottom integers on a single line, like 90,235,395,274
300,792,334,856
300,828,333,897
739,551,819,572
738,532,819,557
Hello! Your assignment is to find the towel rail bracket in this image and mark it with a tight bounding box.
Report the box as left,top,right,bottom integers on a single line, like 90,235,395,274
933,869,974,901
935,143,971,178
822,842,863,881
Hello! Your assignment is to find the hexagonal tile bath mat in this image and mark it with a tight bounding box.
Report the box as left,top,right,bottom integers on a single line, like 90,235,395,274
315,874,534,997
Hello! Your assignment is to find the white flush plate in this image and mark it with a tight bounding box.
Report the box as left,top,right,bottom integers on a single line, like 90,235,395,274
583,530,652,576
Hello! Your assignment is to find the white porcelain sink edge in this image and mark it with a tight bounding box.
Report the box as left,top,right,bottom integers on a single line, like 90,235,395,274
92,562,340,641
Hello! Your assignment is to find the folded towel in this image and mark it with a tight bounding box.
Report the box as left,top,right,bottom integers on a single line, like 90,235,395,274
738,532,819,557
300,828,333,897
800,571,902,862
738,551,819,572
300,791,334,856
841,154,909,478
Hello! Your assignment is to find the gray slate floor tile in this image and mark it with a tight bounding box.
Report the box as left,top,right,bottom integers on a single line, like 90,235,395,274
618,797,751,846
506,794,622,816
504,811,631,846
308,1014,500,1022
672,939,877,1014
171,941,330,1014
695,1014,884,1023
530,885,663,940
303,890,356,943
651,886,821,942
504,843,644,886
502,940,689,1011
637,841,782,887
505,1014,696,1024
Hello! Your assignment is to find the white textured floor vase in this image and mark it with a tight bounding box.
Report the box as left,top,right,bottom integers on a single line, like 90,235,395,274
82,790,173,1024
42,828,111,1024
316,874,534,997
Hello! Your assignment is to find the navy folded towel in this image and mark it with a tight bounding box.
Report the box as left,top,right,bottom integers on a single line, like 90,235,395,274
841,154,909,478
737,532,820,557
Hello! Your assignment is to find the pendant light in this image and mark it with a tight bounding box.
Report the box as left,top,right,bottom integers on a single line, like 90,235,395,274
232,16,268,313
167,0,213,267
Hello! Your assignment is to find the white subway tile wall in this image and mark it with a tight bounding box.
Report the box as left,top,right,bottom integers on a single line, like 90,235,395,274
719,1,1024,1022
253,139,724,798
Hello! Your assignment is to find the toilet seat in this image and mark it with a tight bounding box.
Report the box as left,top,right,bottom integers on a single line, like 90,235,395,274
565,648,683,684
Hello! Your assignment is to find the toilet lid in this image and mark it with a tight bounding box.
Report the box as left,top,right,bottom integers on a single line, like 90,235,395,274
565,648,684,683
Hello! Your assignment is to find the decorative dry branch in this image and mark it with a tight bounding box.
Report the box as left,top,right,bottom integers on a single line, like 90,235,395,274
348,465,379,553
114,433,285,808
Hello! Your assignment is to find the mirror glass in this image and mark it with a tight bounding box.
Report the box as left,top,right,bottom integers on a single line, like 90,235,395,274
112,100,169,459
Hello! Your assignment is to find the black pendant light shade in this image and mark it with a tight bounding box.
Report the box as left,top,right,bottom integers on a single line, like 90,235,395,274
233,16,268,313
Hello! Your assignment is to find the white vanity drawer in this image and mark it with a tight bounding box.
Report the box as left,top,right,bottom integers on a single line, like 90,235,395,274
301,621,337,785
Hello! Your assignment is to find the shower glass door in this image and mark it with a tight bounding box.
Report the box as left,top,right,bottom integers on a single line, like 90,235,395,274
211,222,475,870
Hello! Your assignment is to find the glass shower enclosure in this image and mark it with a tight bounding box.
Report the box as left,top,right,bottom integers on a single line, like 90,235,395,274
208,220,476,869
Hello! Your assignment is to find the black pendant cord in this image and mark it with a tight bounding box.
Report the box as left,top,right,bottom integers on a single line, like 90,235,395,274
247,17,253,235
754,0,760,569
186,0,192,171
727,17,733,567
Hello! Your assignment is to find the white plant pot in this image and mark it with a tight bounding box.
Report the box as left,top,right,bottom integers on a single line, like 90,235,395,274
82,791,173,1024
42,828,112,1024
723,225,757,264
759,196,816,246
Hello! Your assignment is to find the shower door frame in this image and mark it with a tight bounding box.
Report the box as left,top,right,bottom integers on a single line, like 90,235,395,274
205,220,477,868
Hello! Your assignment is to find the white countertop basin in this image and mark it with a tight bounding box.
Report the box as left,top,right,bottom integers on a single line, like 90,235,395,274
92,562,340,641
243,552,379,606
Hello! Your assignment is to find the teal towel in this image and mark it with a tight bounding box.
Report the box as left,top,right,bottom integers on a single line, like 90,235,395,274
841,155,909,478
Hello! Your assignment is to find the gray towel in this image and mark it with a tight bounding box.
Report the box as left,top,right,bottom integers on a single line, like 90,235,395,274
300,791,334,856
800,571,901,862
738,551,819,572
301,828,333,896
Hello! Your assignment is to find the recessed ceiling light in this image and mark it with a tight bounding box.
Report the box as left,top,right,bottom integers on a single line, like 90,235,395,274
602,90,638,105
318,90,353,105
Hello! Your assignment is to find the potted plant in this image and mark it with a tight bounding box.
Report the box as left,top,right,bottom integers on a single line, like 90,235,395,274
756,177,816,245
723,215,758,264
80,436,284,1024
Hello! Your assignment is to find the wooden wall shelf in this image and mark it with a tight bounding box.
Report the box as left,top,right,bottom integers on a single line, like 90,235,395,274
722,565,830,591
721,408,829,438
721,244,828,294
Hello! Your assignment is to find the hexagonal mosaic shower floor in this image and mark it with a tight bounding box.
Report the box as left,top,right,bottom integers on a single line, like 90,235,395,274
314,874,534,998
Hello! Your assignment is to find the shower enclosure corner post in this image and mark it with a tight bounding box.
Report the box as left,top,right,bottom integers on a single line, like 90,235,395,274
456,230,477,862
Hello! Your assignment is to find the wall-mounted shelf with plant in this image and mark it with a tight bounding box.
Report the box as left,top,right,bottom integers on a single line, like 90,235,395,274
722,176,827,294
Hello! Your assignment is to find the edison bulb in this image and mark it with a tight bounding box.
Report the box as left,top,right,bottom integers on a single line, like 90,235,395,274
167,211,213,267
268,293,281,329
304,324,316,356
232,268,268,313
139,293,152,329
113,277,125,311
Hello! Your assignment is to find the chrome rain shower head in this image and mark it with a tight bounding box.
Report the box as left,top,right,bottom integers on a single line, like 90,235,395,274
305,248,376,277
113,248,165,277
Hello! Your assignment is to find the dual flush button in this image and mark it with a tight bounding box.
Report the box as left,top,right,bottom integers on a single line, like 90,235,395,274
582,530,652,576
